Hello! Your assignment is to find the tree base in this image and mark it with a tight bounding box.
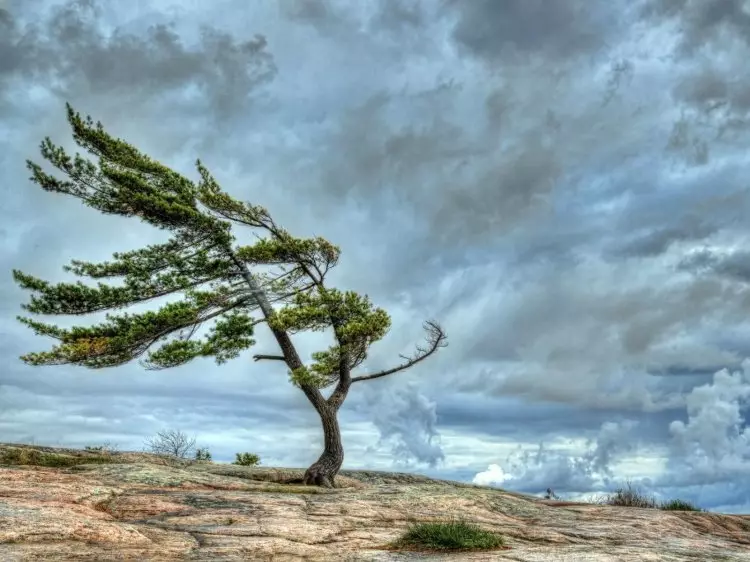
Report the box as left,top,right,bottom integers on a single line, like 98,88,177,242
303,463,338,488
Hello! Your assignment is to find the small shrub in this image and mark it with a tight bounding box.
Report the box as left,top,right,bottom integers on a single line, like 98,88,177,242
660,499,703,512
601,481,657,509
389,516,505,551
194,447,212,462
544,487,559,500
233,452,261,466
84,441,117,454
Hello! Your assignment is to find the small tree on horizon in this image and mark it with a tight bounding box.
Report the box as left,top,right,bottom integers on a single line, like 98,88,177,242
13,104,447,488
143,429,197,459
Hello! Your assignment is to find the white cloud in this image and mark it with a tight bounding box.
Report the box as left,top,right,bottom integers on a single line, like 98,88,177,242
667,360,750,480
470,420,645,494
473,463,512,487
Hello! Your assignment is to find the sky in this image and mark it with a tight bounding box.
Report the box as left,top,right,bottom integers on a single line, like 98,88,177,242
1,0,749,514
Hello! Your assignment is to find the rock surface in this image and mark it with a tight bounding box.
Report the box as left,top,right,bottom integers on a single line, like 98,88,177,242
0,443,749,561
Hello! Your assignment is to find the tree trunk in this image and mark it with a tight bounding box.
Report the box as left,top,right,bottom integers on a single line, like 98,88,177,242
227,250,346,488
303,403,344,488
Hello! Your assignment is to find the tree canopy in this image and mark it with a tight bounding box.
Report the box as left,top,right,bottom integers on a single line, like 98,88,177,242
14,103,447,399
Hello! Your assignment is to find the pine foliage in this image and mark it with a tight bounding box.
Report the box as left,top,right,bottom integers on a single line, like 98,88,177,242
14,104,445,390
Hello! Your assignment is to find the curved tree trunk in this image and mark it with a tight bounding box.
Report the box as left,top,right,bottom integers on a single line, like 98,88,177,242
230,247,352,489
303,403,344,488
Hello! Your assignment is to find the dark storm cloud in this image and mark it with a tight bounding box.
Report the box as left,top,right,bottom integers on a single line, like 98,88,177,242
372,0,424,32
0,0,276,119
642,1,750,162
612,220,717,258
461,267,744,368
303,85,564,249
671,65,750,142
292,38,678,267
449,0,620,62
642,0,750,55
279,0,425,35
435,394,683,444
278,0,349,32
673,67,731,111
678,248,750,284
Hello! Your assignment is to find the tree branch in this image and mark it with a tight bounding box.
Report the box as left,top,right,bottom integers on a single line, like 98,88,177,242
350,321,447,384
252,354,286,362
325,349,351,411
225,247,329,415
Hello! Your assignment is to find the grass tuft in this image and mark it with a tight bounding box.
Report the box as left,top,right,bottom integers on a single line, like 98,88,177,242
660,499,703,512
387,516,505,552
603,481,658,509
590,481,704,512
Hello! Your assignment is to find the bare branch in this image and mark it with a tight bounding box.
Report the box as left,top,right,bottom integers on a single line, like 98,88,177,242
350,321,447,384
253,354,286,362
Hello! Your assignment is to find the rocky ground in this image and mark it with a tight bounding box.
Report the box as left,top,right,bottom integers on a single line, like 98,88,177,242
0,443,748,561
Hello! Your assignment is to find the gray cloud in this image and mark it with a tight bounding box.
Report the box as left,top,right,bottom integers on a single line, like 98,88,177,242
449,0,620,62
0,0,276,121
472,419,642,494
678,248,750,284
642,1,750,165
642,0,750,55
611,219,717,258
278,0,349,32
450,259,749,408
360,381,444,467
372,0,424,33
279,0,426,37
471,363,750,508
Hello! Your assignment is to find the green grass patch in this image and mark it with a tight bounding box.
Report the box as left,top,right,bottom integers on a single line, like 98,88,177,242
387,516,506,552
659,499,703,512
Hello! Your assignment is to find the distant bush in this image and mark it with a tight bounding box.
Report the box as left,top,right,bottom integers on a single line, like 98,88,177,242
596,481,704,512
660,499,703,512
601,481,658,508
194,447,212,462
233,452,261,466
84,441,118,454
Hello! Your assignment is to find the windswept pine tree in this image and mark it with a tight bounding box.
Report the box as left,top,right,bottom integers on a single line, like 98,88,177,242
13,104,447,487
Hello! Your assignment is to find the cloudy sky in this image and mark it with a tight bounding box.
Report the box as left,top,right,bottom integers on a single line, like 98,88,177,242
2,0,750,514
